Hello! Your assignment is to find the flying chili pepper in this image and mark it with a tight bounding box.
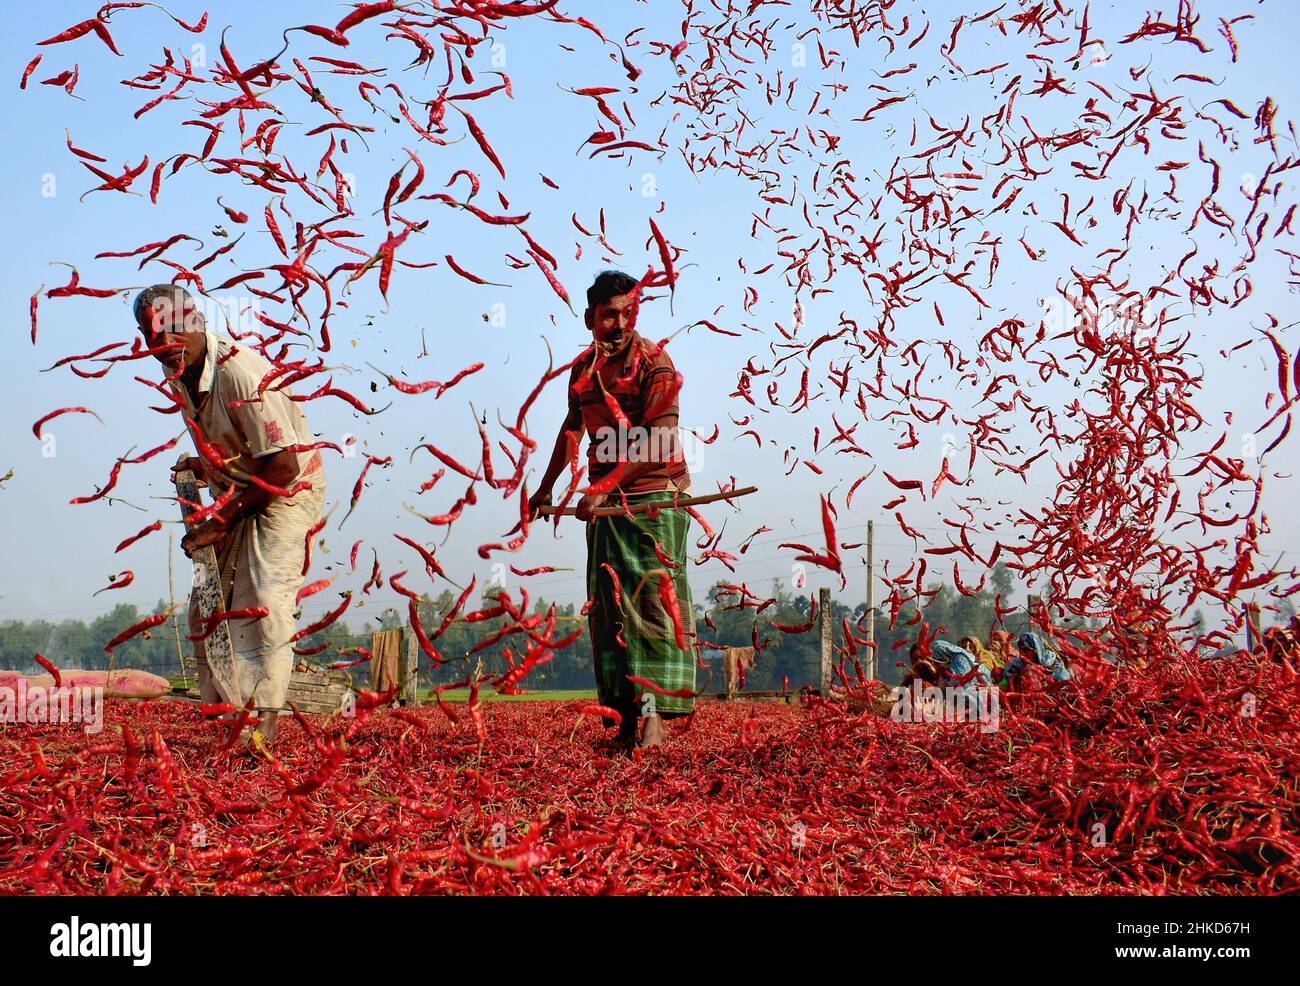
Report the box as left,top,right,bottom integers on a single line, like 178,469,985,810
92,571,135,596
19,54,42,89
104,611,172,653
454,105,506,179
32,406,104,439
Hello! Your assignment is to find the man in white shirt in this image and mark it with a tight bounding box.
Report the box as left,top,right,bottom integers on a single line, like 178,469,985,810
134,284,326,748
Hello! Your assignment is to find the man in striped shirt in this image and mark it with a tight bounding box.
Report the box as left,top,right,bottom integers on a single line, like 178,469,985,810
528,271,696,750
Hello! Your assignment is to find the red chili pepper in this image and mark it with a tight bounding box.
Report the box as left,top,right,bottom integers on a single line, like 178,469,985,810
446,168,480,199
408,598,444,665
413,442,480,480
69,459,124,505
626,675,694,699
393,534,446,579
442,362,484,393
40,67,77,93
526,248,573,312
335,1,396,34
92,571,134,596
104,612,171,653
32,406,103,439
289,593,352,642
45,268,118,299
34,653,62,688
290,23,350,46
648,217,676,290
467,678,486,749
216,196,248,224
291,378,391,415
296,577,334,605
37,18,119,55
656,572,688,649
19,55,42,89
432,577,477,638
589,140,661,159
187,608,269,641
115,520,162,553
300,515,328,577
342,454,392,527
579,704,623,729
444,253,505,286
455,105,506,179
395,147,425,204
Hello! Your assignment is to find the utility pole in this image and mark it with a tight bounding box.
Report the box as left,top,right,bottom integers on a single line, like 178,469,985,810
1026,591,1041,634
865,519,875,680
404,625,419,706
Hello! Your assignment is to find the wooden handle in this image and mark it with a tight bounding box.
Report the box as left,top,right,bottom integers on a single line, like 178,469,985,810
538,485,758,518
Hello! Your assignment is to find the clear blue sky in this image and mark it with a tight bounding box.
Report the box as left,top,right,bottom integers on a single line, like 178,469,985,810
1,1,1295,641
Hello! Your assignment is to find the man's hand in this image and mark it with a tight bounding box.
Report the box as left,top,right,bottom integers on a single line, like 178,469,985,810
575,492,609,522
526,488,553,522
172,455,212,488
181,518,228,557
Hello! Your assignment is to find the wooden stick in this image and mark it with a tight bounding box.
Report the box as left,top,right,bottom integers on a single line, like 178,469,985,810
538,485,757,517
174,458,239,706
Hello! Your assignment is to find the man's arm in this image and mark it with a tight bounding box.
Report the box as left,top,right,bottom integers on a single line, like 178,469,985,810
526,405,583,519
180,449,305,555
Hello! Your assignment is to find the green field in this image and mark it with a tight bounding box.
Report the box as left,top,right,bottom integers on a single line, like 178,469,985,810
429,688,596,703
165,676,596,703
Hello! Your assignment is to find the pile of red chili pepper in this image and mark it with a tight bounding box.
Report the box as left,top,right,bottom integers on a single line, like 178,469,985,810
3,648,1295,894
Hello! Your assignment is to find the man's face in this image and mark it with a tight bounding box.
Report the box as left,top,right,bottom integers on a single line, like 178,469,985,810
138,299,205,372
585,291,636,350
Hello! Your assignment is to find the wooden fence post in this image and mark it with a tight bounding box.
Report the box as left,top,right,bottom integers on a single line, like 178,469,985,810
819,586,833,696
865,519,875,680
404,625,418,706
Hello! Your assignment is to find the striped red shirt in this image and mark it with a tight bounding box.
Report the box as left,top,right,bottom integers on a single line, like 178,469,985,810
567,334,690,495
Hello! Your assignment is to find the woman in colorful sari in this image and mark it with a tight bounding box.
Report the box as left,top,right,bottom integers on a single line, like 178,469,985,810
902,639,992,692
958,635,1004,677
899,638,993,723
1003,631,1071,686
987,629,1013,674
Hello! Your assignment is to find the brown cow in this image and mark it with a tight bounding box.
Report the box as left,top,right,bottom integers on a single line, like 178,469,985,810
721,646,757,698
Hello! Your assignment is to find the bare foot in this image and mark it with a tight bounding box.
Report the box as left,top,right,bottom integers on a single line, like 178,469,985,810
637,714,665,749
254,711,279,749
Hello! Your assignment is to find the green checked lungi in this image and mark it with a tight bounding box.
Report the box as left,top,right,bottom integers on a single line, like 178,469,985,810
586,491,697,718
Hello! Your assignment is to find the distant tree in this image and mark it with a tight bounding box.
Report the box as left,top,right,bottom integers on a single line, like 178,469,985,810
990,562,1015,599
